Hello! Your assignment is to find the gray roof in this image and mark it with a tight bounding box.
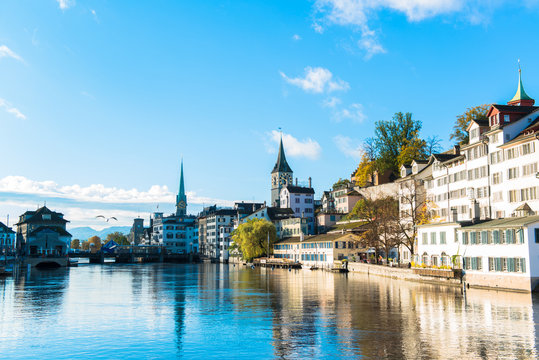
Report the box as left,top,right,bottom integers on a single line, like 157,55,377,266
462,215,539,230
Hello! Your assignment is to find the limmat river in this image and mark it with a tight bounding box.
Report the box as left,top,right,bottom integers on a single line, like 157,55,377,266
0,263,538,360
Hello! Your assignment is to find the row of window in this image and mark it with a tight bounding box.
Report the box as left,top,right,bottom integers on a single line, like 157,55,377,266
422,231,447,245
462,229,524,245
301,241,333,249
488,257,526,273
301,253,328,262
508,187,538,203
275,244,293,250
166,233,186,239
274,254,293,259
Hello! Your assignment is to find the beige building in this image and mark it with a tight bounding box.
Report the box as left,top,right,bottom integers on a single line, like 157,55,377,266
273,233,366,269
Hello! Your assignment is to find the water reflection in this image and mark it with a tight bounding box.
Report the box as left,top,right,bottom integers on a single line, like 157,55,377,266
0,263,537,359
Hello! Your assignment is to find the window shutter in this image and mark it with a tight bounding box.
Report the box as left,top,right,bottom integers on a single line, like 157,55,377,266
517,229,524,244
520,258,526,273
507,258,514,272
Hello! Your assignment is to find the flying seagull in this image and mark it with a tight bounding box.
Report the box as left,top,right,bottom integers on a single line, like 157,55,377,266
96,215,118,222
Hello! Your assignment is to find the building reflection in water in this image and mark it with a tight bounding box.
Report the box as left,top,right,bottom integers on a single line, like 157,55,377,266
0,263,537,359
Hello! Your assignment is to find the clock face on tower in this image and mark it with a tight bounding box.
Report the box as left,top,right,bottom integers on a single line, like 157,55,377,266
279,173,290,186
178,200,186,209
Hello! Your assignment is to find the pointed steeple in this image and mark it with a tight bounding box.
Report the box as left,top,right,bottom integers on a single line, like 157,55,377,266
508,62,535,106
179,159,185,200
176,159,187,216
272,135,293,173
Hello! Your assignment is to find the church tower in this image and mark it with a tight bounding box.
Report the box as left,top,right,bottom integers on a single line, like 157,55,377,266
271,136,293,207
176,160,187,216
508,65,535,106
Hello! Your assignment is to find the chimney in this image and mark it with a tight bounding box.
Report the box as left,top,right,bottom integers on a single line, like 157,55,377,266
308,177,312,188
453,144,460,155
295,178,298,186
450,207,458,223
264,200,266,207
471,200,480,222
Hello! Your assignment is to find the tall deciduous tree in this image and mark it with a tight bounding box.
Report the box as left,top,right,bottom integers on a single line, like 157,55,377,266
71,239,80,250
349,197,401,260
397,180,433,257
450,104,489,145
355,112,426,185
373,112,422,173
106,232,129,245
81,241,90,251
230,218,277,262
88,235,102,250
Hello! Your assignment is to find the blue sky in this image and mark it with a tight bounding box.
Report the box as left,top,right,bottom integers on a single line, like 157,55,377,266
1,0,539,229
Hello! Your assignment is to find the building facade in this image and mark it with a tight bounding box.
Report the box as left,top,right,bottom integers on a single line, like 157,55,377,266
279,184,315,234
0,221,15,254
273,233,366,268
15,206,72,257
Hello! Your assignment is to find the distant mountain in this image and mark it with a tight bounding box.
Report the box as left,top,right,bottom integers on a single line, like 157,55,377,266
68,226,132,241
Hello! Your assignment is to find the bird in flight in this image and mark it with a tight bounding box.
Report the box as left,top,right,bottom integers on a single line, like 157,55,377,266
96,215,118,222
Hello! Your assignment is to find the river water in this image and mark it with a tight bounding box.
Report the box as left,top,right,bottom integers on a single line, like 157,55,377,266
0,262,538,359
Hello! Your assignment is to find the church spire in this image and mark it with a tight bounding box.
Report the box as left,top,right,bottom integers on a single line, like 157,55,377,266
176,159,187,216
508,62,535,106
272,134,293,173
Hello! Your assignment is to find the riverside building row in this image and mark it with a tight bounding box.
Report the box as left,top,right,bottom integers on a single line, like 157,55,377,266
271,68,539,291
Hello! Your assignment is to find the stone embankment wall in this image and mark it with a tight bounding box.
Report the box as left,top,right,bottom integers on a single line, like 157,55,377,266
347,262,533,292
347,262,461,287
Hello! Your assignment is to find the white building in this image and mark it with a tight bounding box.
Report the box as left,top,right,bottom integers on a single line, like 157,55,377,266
416,216,539,291
205,209,236,260
280,184,315,234
151,212,197,254
424,69,539,223
273,233,365,268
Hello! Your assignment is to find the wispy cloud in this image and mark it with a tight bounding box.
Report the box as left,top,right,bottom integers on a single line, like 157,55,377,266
0,45,24,62
333,103,366,123
90,9,99,23
268,131,321,160
280,66,349,94
323,96,342,108
333,135,362,159
57,0,75,10
0,98,26,120
292,34,302,41
0,175,230,206
313,0,510,58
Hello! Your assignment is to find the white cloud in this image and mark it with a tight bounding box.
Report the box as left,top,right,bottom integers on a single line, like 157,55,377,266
313,0,506,58
268,131,321,160
0,45,24,62
333,103,366,123
0,175,230,206
333,135,362,159
0,98,26,120
57,0,75,10
292,34,302,41
358,28,386,59
313,22,324,33
280,66,349,94
323,96,342,108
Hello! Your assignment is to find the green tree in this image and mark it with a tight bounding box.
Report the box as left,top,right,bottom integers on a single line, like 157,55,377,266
230,218,277,262
88,235,102,250
71,239,80,250
355,112,424,185
81,241,90,251
332,178,351,190
373,112,422,173
450,104,489,145
106,232,130,245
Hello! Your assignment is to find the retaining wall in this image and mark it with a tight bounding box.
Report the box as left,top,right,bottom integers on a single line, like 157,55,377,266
347,262,534,292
